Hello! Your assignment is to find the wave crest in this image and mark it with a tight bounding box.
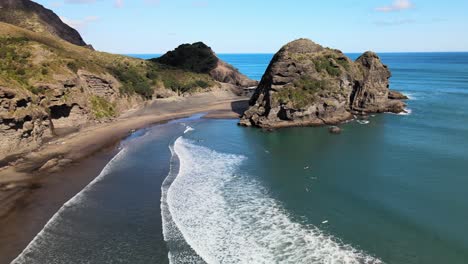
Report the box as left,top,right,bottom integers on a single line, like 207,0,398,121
164,137,382,264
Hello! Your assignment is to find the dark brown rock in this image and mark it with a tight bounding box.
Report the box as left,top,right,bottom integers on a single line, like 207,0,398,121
388,90,409,100
240,39,407,128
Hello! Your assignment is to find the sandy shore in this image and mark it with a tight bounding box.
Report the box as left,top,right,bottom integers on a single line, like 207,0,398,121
0,90,249,263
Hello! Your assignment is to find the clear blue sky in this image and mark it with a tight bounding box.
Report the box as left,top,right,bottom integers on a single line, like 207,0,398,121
35,0,468,54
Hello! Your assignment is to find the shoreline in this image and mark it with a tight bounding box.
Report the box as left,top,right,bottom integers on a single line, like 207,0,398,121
0,92,248,264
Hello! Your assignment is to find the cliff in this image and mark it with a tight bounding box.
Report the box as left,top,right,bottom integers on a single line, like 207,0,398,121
240,39,407,128
0,21,222,161
0,0,89,47
153,42,258,87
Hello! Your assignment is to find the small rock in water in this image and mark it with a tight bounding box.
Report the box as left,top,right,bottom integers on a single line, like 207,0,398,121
328,126,342,134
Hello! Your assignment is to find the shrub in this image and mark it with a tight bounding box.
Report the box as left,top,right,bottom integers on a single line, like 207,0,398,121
90,96,116,119
67,61,79,73
111,65,153,98
314,57,341,77
153,42,219,73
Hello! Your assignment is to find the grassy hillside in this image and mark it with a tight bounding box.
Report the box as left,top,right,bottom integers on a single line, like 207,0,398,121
0,22,220,159
0,22,216,98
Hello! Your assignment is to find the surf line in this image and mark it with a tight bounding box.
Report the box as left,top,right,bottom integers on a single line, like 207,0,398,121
12,147,129,263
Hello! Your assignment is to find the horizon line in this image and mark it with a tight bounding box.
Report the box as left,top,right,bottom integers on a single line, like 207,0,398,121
123,51,468,55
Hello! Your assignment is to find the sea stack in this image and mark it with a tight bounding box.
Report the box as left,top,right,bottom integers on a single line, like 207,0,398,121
240,39,407,128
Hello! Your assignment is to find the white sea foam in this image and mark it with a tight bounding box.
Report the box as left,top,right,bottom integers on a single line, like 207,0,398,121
164,137,382,264
12,148,129,264
404,92,417,100
398,108,412,116
357,120,370,125
184,126,195,134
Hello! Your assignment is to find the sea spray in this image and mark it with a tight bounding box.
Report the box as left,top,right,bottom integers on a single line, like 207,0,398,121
164,137,382,264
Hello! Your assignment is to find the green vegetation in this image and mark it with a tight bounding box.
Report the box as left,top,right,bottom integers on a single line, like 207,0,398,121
335,56,350,70
0,27,215,98
313,57,341,77
273,77,331,108
90,96,116,119
0,37,33,86
159,69,213,94
109,64,153,98
153,42,219,73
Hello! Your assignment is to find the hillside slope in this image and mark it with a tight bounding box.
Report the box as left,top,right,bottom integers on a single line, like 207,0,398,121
0,0,88,46
0,22,219,161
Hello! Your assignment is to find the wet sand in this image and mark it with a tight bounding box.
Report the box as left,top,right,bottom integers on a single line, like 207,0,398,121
0,91,249,263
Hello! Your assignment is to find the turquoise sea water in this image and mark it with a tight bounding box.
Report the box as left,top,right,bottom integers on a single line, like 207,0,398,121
13,53,468,263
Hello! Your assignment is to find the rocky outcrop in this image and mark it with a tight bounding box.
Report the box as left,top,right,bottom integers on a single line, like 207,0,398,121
0,0,88,46
153,42,258,87
0,69,138,160
240,39,407,128
0,87,51,160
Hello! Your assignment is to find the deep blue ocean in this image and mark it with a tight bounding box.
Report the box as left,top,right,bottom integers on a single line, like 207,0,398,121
12,53,468,263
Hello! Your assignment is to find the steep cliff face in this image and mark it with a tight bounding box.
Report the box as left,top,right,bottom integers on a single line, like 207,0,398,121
0,0,88,46
154,42,258,87
240,39,407,128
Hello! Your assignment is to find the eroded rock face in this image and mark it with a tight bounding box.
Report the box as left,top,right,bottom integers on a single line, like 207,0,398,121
0,70,132,161
0,0,88,46
0,86,51,160
240,39,407,128
153,42,258,87
79,73,116,97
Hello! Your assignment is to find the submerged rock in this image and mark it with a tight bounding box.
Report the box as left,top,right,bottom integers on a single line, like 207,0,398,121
328,126,342,134
240,39,407,128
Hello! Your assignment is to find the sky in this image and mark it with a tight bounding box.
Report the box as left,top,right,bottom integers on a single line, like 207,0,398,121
35,0,468,54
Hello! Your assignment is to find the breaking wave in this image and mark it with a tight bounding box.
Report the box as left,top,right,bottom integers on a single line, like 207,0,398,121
162,137,382,264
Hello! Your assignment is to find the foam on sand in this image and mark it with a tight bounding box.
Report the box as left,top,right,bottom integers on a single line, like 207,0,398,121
164,137,382,264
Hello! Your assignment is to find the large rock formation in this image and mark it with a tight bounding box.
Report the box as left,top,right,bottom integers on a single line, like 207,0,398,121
0,0,88,46
153,42,258,87
240,39,407,128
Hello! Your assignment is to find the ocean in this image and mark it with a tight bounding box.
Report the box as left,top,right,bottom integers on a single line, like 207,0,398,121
12,53,468,263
